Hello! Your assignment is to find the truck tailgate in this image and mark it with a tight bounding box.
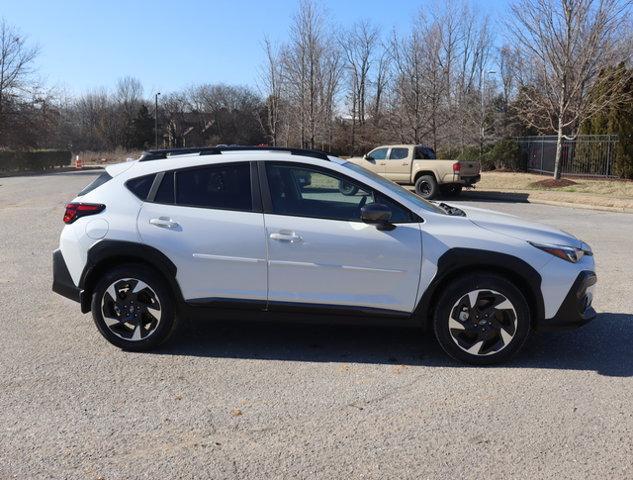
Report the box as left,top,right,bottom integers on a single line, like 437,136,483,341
459,160,480,177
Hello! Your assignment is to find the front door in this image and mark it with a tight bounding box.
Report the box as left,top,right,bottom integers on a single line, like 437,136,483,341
262,162,423,313
363,147,389,174
137,162,267,302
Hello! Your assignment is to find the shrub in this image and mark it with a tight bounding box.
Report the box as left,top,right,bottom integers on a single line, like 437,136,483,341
0,150,72,172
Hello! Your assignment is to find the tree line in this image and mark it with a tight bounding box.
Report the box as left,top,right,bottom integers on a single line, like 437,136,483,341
0,1,632,178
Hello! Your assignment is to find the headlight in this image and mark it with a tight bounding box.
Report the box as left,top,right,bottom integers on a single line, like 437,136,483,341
528,241,593,263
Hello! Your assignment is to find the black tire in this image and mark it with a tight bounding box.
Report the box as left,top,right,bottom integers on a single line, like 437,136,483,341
91,263,178,351
441,184,463,197
414,175,439,199
339,180,359,196
433,273,531,365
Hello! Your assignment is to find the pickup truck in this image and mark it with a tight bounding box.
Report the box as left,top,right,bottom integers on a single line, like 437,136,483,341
346,144,480,199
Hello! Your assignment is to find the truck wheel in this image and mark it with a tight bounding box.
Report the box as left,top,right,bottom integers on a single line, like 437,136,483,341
433,273,531,365
339,180,359,196
415,175,438,199
442,184,463,197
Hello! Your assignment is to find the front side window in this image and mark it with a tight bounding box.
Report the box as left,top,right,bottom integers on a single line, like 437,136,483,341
175,163,252,211
266,163,413,223
368,147,388,160
389,148,409,160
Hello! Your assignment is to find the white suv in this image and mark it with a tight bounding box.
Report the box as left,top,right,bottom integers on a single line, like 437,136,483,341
52,147,597,364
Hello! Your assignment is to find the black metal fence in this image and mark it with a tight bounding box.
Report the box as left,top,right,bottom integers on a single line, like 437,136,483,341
516,135,619,177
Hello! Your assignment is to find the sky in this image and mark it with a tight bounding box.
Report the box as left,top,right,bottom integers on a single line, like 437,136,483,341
2,0,509,96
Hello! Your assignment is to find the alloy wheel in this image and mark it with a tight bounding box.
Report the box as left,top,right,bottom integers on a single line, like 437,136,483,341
100,278,162,341
448,289,517,356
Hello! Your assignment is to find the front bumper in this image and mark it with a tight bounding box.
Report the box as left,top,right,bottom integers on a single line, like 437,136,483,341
52,249,82,304
540,270,597,331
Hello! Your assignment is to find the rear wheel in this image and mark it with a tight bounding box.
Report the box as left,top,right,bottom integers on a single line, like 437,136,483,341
433,273,531,365
91,264,178,351
414,175,438,199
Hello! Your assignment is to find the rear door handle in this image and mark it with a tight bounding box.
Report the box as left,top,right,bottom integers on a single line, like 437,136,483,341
149,217,179,229
269,231,303,243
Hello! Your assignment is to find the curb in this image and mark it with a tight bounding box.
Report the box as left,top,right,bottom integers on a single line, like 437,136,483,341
463,191,633,214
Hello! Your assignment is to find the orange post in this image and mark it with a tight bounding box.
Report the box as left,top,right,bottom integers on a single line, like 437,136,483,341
75,155,83,170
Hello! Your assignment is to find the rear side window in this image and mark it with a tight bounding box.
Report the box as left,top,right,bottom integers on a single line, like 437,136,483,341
389,148,409,160
126,174,156,200
77,172,112,196
154,171,175,204
175,163,252,211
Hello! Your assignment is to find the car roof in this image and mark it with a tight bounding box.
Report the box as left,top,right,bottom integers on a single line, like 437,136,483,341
110,149,344,178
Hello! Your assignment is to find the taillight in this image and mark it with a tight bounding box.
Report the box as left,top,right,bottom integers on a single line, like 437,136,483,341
452,162,461,173
63,203,105,224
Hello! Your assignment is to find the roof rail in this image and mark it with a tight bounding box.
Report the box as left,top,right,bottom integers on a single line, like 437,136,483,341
138,146,331,162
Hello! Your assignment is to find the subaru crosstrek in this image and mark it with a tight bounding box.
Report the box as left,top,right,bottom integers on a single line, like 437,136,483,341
52,146,597,364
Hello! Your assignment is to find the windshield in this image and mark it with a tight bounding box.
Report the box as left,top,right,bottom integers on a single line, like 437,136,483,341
342,161,446,215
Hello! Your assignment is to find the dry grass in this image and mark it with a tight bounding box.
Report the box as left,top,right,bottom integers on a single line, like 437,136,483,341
477,172,633,211
77,149,143,165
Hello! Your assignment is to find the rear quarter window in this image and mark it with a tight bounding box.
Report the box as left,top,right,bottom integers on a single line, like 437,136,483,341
126,174,156,200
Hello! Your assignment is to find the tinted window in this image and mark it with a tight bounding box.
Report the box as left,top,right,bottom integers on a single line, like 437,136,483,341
78,172,112,196
389,148,409,160
175,163,251,211
154,171,175,204
126,174,156,200
369,148,388,160
266,163,413,223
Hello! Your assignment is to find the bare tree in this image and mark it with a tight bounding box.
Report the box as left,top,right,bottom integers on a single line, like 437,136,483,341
260,37,285,146
509,0,633,178
0,18,39,144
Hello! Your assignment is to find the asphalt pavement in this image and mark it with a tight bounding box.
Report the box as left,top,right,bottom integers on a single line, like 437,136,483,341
1,171,632,479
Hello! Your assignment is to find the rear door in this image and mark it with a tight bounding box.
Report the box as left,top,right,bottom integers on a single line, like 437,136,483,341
261,161,423,313
384,146,411,182
137,161,267,303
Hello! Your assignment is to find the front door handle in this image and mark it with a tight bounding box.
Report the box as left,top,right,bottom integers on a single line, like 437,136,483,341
149,217,179,229
270,230,303,243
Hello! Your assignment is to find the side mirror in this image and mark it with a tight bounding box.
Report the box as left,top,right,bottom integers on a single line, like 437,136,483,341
364,154,374,161
361,203,395,231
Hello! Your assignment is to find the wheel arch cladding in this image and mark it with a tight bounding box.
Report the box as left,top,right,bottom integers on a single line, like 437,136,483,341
416,248,544,329
79,240,183,313
414,170,437,182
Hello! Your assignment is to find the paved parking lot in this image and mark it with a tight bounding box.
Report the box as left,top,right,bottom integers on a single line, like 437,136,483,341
1,171,632,479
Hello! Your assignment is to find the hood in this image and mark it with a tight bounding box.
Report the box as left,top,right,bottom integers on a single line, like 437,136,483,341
457,204,583,248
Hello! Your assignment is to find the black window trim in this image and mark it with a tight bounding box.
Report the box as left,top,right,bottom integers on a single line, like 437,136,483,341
257,160,421,224
143,160,261,214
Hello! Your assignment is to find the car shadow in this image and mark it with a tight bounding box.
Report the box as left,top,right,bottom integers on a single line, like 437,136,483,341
154,312,633,377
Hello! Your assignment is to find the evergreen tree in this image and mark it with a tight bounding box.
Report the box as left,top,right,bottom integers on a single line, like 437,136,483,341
581,64,633,178
130,105,154,150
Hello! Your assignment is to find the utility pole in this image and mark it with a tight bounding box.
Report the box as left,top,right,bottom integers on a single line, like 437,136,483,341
154,92,161,149
480,70,495,160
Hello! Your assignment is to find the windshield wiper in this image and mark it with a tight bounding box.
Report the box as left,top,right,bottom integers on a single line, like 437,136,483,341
437,202,466,216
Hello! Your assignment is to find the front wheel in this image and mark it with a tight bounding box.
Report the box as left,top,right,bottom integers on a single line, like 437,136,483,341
339,180,359,196
433,273,531,365
91,264,178,351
